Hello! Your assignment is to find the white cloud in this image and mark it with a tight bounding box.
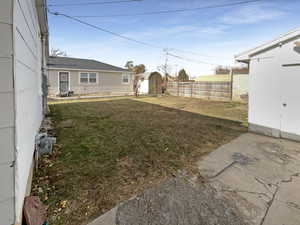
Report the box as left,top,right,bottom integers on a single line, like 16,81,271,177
221,4,285,25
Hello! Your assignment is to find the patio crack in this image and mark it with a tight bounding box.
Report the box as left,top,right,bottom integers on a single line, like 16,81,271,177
221,188,271,200
281,173,300,183
259,185,279,225
209,161,236,179
286,202,300,211
254,177,275,194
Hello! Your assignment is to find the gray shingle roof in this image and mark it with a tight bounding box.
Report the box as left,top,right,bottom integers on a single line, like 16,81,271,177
48,56,129,72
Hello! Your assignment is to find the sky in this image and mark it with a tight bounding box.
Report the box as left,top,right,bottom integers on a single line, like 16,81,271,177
47,0,300,77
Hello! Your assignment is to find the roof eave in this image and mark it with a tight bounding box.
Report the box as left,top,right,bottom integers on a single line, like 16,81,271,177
48,66,129,73
36,0,48,35
36,0,49,58
236,27,300,62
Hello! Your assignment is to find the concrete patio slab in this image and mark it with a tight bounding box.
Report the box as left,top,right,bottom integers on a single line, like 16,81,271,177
199,133,300,225
88,133,300,225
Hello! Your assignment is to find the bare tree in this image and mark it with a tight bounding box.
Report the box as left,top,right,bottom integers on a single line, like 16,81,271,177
133,64,146,74
215,66,230,75
50,48,67,57
125,61,134,71
125,61,147,97
215,65,249,75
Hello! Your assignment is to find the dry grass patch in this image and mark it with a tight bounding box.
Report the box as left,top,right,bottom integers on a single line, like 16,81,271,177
135,96,248,123
33,98,247,225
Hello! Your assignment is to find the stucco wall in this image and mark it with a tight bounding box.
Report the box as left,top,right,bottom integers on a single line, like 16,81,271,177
48,69,134,96
248,36,300,139
0,1,15,224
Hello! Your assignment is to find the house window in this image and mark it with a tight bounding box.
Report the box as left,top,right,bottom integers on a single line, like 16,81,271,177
80,73,88,83
89,73,97,83
122,73,130,84
80,72,97,84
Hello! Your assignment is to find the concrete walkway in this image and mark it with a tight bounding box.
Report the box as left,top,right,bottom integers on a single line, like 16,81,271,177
89,133,300,225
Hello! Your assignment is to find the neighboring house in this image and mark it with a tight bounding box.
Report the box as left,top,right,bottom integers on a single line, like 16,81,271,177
236,28,300,141
0,0,48,224
48,57,134,96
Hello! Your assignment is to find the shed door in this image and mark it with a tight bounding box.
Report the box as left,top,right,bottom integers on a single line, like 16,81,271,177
149,74,162,95
280,66,300,139
59,72,69,94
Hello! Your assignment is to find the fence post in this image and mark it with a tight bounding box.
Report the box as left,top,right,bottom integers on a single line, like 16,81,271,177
230,69,234,101
191,82,193,98
177,80,179,96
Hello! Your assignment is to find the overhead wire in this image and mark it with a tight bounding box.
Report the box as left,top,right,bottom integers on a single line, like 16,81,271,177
67,0,265,17
166,52,224,66
48,9,237,66
48,10,162,49
48,0,142,7
47,0,266,65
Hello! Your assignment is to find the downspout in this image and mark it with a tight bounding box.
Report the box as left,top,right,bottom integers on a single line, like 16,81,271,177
12,0,18,224
41,35,48,114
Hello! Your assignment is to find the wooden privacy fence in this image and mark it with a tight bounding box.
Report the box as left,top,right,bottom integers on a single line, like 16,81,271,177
167,81,232,101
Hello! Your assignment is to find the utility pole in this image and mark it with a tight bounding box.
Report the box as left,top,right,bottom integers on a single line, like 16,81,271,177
163,48,169,77
163,48,169,92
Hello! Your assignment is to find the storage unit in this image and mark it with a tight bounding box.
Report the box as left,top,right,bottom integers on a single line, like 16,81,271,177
236,28,300,141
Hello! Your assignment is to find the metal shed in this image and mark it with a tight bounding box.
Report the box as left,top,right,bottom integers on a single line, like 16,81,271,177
149,72,163,95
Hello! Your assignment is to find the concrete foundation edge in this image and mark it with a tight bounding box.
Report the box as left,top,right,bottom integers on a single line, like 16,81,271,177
249,123,300,142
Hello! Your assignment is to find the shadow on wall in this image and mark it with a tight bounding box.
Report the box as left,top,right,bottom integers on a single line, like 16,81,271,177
293,46,300,54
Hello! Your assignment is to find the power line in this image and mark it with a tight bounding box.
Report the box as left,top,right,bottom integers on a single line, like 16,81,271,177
48,0,142,7
70,0,264,17
48,10,230,65
168,48,231,60
167,52,224,66
48,10,162,49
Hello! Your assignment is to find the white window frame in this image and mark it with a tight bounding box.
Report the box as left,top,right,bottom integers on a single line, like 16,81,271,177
122,73,130,84
79,72,98,84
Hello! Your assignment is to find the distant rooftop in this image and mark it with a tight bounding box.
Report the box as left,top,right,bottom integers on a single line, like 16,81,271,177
48,56,129,72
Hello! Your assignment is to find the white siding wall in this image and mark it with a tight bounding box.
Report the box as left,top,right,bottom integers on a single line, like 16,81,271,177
0,1,15,224
13,0,44,223
249,47,282,134
48,69,134,96
249,37,300,138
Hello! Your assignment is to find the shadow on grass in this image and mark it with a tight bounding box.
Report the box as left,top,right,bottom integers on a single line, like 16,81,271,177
35,98,247,225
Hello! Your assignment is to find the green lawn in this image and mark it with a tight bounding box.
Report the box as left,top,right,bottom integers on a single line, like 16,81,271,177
33,97,247,225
